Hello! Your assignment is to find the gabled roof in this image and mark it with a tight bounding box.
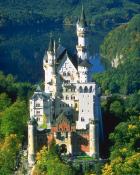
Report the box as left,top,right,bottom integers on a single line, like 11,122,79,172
56,46,67,63
68,52,78,70
79,59,91,68
56,45,66,59
56,47,78,70
56,111,73,124
31,87,50,100
36,85,41,92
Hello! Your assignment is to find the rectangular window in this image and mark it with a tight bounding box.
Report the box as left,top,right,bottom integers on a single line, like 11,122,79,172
36,110,40,114
36,103,40,107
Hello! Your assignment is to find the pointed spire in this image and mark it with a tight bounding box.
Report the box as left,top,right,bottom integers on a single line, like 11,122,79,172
79,5,87,27
53,39,56,54
58,37,61,45
36,85,41,92
48,33,54,52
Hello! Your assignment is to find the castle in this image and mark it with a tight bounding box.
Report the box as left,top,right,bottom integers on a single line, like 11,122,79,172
28,7,103,167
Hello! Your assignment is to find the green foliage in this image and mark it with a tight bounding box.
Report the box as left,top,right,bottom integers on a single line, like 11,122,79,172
97,15,140,175
0,71,32,172
35,146,48,173
100,14,140,65
122,93,140,118
94,15,140,96
0,100,28,140
109,100,123,117
102,152,140,175
109,115,140,158
0,93,11,112
0,71,33,100
102,115,140,175
35,142,75,175
39,114,47,129
0,0,139,29
94,54,140,95
0,134,21,175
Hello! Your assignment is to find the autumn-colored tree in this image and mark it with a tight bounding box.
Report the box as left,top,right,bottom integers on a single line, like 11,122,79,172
102,115,140,175
0,134,21,175
35,141,75,175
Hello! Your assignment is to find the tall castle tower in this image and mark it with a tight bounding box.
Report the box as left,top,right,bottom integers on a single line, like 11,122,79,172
76,6,91,83
43,37,57,96
76,6,88,60
28,117,37,167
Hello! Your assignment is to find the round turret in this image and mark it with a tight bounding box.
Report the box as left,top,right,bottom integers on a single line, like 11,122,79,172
76,6,88,60
28,117,37,167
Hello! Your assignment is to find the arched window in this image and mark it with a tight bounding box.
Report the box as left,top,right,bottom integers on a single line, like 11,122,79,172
75,103,77,108
71,87,75,92
84,86,88,93
79,86,83,93
71,95,75,100
89,86,92,93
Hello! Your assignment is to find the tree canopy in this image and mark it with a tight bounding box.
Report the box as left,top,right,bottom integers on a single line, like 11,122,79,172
34,141,75,175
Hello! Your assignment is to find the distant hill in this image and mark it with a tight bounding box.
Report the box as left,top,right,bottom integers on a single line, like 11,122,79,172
0,0,140,30
94,14,140,95
100,14,140,67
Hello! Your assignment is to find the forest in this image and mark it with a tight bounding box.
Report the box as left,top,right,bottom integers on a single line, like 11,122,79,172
0,0,140,175
94,14,140,175
0,0,139,29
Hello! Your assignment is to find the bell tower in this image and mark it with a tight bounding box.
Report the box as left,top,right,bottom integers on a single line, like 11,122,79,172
76,6,88,60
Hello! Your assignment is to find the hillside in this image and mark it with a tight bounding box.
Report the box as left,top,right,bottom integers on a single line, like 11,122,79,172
93,15,140,174
0,0,140,30
94,14,140,95
100,14,140,67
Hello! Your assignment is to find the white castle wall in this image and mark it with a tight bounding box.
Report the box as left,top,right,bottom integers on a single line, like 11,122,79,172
30,92,52,129
78,66,88,83
76,83,98,129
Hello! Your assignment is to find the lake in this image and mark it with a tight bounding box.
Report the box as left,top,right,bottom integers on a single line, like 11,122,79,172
0,23,105,82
